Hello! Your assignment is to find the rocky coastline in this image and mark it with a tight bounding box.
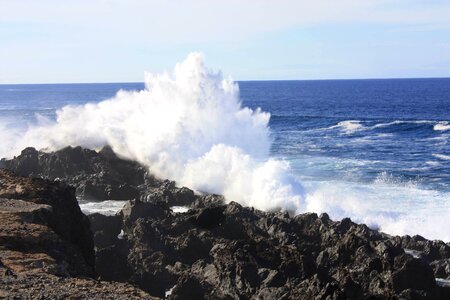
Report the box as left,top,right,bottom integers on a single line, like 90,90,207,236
1,146,450,299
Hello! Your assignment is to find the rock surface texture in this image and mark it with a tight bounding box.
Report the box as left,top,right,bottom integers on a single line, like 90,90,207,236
2,147,450,299
1,146,160,201
0,169,156,299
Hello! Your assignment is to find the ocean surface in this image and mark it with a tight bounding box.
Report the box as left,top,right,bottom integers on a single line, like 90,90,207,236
1,78,449,240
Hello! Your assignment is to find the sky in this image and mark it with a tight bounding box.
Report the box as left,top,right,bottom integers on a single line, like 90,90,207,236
1,0,450,83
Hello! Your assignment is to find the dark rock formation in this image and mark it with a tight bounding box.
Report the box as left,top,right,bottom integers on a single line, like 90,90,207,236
92,196,450,299
0,169,156,299
0,169,94,275
3,146,450,299
1,146,160,201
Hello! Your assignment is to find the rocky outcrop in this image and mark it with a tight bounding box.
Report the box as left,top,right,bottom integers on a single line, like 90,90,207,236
0,146,160,201
92,189,450,299
0,169,94,275
3,147,450,299
0,169,156,299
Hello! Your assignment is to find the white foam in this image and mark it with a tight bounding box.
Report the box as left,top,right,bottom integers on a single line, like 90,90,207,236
433,153,450,161
1,53,304,214
436,278,450,287
304,179,450,241
434,121,450,131
79,200,127,216
329,120,364,134
426,160,441,166
2,54,450,242
165,286,176,298
373,171,422,189
404,249,422,258
171,206,189,213
372,120,433,129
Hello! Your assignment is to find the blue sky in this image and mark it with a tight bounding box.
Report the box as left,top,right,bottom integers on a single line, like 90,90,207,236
1,0,450,83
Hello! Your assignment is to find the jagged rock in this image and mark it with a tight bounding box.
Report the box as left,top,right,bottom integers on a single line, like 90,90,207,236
169,275,205,299
190,205,225,228
3,147,450,299
1,146,155,201
94,195,449,299
0,170,155,299
88,213,122,248
431,259,450,280
392,255,436,293
0,169,94,275
122,199,170,228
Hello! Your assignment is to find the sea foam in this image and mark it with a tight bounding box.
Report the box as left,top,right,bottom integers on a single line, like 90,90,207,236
329,120,364,134
1,53,303,213
1,53,449,241
434,121,450,131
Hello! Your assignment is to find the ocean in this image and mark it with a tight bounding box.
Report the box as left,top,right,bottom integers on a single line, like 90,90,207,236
1,77,449,241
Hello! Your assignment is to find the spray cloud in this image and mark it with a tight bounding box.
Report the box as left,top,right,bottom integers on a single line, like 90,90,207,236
6,53,304,212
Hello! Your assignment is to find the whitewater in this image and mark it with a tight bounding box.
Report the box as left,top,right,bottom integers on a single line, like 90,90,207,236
1,53,449,241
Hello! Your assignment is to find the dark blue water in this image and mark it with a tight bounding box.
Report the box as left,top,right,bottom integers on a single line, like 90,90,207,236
1,79,450,240
239,79,450,192
1,79,449,191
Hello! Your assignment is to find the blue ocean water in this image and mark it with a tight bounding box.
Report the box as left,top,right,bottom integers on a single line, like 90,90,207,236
239,79,450,192
1,79,449,239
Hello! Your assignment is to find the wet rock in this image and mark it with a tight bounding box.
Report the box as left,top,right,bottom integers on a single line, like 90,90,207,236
3,147,450,299
2,146,152,201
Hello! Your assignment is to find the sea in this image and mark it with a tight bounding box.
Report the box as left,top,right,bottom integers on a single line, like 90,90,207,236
1,78,449,241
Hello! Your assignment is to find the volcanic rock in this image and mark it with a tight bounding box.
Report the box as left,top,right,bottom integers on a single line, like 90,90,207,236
3,146,450,299
1,146,157,201
0,169,156,298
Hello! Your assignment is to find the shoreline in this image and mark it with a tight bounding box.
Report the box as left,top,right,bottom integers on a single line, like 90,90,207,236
1,146,450,298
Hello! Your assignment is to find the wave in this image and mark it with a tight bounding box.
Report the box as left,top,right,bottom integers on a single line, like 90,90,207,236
0,53,303,213
325,119,450,136
426,160,442,166
328,120,364,134
372,120,434,129
1,53,449,241
434,121,450,131
79,200,127,216
432,153,450,160
304,179,450,241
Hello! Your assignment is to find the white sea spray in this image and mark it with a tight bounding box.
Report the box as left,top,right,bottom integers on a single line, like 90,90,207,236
1,53,304,213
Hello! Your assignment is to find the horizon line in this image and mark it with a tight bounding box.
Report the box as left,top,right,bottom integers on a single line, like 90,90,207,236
1,76,450,85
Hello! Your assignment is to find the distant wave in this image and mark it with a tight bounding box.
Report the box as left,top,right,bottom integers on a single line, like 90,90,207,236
434,121,450,131
426,160,442,166
432,153,450,160
326,119,449,135
372,120,434,129
328,120,364,134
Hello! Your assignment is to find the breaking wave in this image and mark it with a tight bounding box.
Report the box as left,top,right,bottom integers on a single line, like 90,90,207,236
1,53,449,241
327,120,364,134
434,121,450,131
325,119,450,136
0,53,303,213
433,153,450,161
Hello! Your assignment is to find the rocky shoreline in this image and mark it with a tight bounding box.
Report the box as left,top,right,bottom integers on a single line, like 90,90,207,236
1,146,450,299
